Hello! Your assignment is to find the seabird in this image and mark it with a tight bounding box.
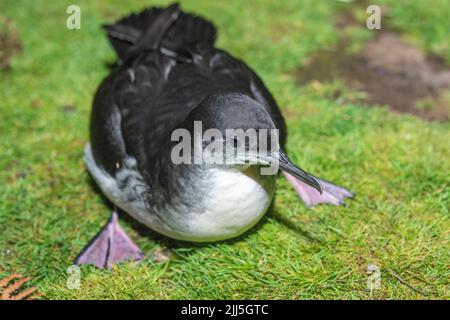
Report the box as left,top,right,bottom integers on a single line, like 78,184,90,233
75,3,354,269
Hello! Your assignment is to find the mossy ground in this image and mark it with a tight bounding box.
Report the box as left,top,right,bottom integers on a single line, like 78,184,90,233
0,0,448,299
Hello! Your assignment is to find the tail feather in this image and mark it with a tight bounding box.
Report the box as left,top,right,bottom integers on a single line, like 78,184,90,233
103,8,162,59
103,3,216,62
162,11,216,53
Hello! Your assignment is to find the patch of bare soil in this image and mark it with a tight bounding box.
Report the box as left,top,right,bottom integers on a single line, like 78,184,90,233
0,16,22,71
297,8,450,122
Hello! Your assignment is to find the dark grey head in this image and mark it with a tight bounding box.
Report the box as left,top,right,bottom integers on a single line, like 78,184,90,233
177,92,322,193
189,93,276,132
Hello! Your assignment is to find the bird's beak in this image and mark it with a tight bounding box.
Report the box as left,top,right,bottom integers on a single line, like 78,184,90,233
275,150,323,194
236,145,322,194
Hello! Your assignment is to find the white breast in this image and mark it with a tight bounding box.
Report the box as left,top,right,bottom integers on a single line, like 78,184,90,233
85,144,276,242
186,166,276,241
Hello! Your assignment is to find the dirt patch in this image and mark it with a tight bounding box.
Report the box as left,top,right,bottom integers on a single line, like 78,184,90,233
297,7,450,121
0,16,22,71
62,104,76,113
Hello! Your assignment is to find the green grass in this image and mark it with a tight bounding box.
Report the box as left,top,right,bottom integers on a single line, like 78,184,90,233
0,0,449,299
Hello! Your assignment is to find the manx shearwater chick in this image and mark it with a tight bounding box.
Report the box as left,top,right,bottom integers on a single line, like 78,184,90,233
75,3,354,269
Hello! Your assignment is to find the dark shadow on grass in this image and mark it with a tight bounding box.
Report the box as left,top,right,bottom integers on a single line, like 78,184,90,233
104,60,119,70
85,174,112,208
268,210,325,244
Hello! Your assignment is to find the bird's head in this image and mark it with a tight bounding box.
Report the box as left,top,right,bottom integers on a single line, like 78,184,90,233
171,92,322,193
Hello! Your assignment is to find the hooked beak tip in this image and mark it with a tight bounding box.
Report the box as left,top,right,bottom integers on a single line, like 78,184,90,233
276,150,323,194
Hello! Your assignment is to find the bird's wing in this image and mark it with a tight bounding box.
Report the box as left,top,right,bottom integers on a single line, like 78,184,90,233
91,4,218,176
90,52,173,178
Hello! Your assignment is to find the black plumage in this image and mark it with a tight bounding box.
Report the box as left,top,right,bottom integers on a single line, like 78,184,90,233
91,3,286,183
76,3,353,268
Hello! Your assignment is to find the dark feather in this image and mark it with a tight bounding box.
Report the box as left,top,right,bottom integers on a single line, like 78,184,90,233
90,4,286,185
103,3,216,62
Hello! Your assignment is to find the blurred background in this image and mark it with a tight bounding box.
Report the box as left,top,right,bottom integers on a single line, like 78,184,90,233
0,0,448,299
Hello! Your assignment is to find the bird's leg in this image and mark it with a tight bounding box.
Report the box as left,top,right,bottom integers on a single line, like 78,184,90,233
283,172,354,207
74,208,144,269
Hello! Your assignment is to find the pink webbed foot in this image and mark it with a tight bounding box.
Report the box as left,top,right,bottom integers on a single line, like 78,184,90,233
283,172,354,207
74,209,144,269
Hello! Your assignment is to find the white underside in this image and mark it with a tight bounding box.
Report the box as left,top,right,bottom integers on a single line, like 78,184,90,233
189,166,275,241
85,144,275,242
